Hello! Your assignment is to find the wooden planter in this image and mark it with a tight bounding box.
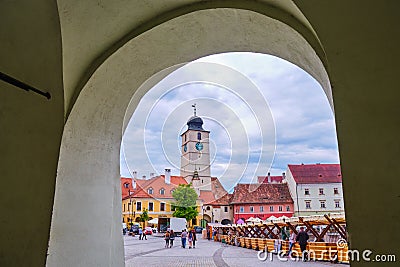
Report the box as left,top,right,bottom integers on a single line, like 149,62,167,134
251,238,258,250
307,242,338,261
266,239,275,252
245,237,252,249
257,238,267,251
337,244,349,264
239,237,246,247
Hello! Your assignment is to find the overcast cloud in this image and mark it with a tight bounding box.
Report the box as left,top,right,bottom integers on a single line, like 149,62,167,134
120,53,340,192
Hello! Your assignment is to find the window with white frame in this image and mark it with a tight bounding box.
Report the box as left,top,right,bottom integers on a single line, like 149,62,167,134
305,201,311,209
319,188,324,195
160,202,166,211
270,206,274,212
148,202,154,211
320,200,326,208
286,206,290,211
136,202,141,211
305,188,310,195
239,206,244,213
260,206,264,212
160,188,165,195
335,200,341,208
124,183,129,188
250,206,254,212
279,206,283,211
147,187,153,194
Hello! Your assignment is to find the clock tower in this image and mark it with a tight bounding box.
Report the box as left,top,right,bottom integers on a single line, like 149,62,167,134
180,104,212,191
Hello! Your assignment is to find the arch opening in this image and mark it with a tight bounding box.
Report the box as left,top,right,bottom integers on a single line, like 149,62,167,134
47,7,334,266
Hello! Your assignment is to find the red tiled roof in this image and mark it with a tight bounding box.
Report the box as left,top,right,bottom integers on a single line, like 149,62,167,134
199,190,216,204
230,183,293,204
288,164,342,184
257,175,283,183
121,177,135,198
123,187,152,199
121,175,188,200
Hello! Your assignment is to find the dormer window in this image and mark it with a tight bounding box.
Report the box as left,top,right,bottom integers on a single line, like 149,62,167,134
147,188,153,194
123,183,129,188
160,188,165,195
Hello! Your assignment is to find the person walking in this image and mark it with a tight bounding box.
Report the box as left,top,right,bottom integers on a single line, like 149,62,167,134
191,229,197,248
288,229,296,258
164,231,170,248
181,229,187,248
296,227,309,261
169,230,175,248
138,228,143,240
188,230,193,249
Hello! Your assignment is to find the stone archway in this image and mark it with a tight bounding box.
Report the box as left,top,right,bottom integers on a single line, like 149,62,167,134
46,8,330,267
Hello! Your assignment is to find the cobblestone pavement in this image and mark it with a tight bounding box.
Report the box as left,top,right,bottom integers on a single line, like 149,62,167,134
124,235,345,267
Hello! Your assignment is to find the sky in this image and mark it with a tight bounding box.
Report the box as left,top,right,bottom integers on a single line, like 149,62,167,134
120,52,340,192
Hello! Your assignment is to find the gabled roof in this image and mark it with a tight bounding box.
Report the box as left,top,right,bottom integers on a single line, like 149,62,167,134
121,175,188,200
230,183,293,204
288,163,342,184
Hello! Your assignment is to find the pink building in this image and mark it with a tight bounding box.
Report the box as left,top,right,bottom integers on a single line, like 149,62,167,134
231,183,294,223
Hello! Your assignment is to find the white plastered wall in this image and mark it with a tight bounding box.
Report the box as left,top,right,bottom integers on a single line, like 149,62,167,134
47,8,330,266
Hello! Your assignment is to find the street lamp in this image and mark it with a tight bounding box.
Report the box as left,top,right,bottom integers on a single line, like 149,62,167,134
202,206,206,228
128,189,136,230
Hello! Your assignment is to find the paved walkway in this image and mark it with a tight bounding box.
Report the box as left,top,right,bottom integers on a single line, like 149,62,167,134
124,235,344,267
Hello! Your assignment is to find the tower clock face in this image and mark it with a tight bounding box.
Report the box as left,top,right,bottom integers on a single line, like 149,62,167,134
195,142,203,151
183,144,187,152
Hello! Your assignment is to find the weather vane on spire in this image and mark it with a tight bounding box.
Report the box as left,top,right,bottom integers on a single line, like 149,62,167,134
192,103,197,116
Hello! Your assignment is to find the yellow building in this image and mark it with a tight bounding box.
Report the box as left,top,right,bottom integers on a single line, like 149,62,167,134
121,172,203,228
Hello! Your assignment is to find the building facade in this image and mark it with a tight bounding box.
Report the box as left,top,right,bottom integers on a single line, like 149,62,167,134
231,183,294,223
285,163,345,216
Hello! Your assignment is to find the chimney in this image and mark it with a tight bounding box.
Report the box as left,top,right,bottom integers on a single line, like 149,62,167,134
131,178,136,189
142,175,146,180
267,172,271,183
150,172,155,178
133,171,137,179
165,169,171,184
282,172,286,181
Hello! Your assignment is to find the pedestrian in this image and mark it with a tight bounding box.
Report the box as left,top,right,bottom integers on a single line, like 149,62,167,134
169,230,175,248
207,229,211,241
296,227,309,261
191,229,197,248
142,229,147,240
181,229,187,248
164,230,170,248
138,228,143,240
188,229,193,249
288,229,296,258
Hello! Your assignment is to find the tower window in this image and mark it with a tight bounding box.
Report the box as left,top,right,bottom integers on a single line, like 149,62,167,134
197,132,201,140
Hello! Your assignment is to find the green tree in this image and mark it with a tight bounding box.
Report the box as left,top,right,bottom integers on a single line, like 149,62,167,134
139,208,149,229
172,184,199,223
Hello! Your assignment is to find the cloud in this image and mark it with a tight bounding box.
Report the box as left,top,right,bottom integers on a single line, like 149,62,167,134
120,53,339,191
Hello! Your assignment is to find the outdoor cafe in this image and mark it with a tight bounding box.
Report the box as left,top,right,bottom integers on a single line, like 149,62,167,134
210,213,349,264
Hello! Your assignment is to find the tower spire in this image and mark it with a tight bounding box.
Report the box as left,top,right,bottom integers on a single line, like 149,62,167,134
192,103,197,117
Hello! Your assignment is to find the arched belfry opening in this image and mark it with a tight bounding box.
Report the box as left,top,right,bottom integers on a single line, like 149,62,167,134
47,7,331,266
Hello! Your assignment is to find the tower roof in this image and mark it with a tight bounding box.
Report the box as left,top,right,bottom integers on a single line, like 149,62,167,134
187,116,204,130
